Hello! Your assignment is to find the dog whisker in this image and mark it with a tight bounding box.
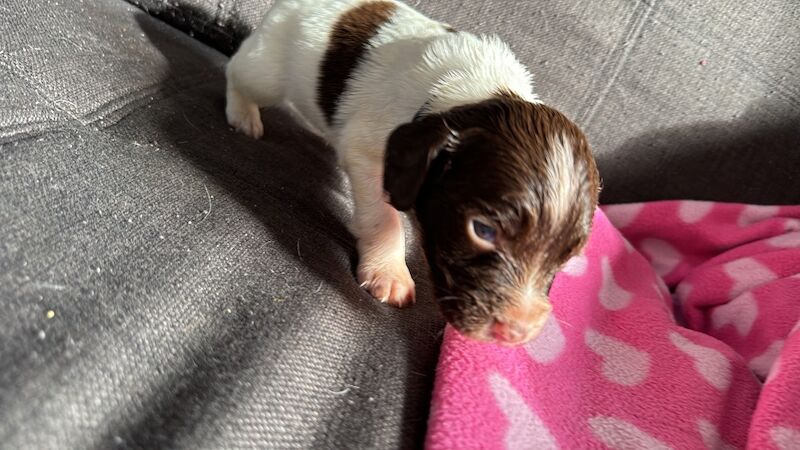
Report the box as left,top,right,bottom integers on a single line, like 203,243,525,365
555,317,575,330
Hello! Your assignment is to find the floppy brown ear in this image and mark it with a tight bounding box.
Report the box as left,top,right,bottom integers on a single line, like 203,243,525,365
383,115,453,211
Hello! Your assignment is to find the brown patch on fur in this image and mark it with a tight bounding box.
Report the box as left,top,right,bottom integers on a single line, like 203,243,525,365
384,94,599,338
318,1,397,125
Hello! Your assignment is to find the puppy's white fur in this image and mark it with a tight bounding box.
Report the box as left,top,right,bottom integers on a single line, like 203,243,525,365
227,0,537,306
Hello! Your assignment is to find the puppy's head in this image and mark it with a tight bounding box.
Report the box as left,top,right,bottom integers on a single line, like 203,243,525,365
384,95,599,345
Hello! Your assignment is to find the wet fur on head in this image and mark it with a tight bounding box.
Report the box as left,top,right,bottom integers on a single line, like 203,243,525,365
385,94,600,337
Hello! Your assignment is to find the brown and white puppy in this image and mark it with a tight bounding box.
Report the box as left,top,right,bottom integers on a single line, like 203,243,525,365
226,0,600,345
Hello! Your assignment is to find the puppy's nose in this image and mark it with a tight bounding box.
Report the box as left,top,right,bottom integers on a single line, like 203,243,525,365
492,299,552,345
491,320,537,344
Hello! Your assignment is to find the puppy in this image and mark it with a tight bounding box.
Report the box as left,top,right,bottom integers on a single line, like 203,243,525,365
226,0,600,345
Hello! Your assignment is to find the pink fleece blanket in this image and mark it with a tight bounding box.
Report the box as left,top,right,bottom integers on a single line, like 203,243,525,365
426,202,800,450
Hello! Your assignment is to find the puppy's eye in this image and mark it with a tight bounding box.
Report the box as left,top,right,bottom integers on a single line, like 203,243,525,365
472,220,497,243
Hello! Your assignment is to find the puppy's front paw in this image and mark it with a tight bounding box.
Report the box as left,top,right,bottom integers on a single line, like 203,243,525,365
358,262,416,308
226,101,263,139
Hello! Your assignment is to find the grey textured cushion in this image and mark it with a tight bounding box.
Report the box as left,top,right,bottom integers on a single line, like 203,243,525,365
1,1,441,449
1,0,799,449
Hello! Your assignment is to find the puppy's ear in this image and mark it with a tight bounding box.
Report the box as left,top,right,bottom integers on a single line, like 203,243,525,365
383,115,454,211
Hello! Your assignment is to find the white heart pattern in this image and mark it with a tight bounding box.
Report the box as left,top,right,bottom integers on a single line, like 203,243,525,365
640,239,683,278
669,332,732,391
749,340,785,380
604,204,645,229
562,254,588,277
488,373,559,450
697,419,736,450
770,426,800,450
585,329,651,386
768,231,800,249
711,292,759,337
588,416,672,450
766,356,782,384
525,315,566,364
723,258,777,299
737,205,780,227
599,257,633,311
679,201,714,224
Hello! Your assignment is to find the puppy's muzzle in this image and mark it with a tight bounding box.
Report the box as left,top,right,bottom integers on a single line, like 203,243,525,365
491,298,552,345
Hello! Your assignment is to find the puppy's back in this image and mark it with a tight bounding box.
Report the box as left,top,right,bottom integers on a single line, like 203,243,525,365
234,0,449,133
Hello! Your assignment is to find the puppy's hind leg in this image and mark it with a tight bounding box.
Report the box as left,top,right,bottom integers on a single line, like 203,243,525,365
225,33,285,140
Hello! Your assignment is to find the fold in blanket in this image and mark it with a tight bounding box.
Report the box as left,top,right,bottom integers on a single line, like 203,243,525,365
426,202,800,450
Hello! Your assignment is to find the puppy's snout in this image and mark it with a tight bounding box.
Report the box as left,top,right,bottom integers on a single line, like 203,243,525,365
492,298,552,345
491,320,536,344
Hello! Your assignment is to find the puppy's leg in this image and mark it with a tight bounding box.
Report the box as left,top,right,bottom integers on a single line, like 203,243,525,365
345,157,415,308
225,34,285,139
226,83,264,139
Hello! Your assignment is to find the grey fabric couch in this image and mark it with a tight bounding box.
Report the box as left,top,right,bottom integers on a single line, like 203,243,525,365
1,0,798,448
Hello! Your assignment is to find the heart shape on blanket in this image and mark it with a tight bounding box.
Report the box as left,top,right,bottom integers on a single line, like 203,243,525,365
678,201,714,224
561,254,588,277
585,329,650,386
525,315,565,364
697,419,736,450
769,231,800,248
599,258,633,311
749,340,785,379
770,426,800,450
711,292,758,337
603,204,644,229
588,416,671,450
723,258,776,299
640,238,683,277
669,332,732,391
737,205,780,227
488,373,558,450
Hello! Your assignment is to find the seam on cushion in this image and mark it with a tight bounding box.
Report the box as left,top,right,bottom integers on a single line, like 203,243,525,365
0,70,222,142
0,57,82,127
78,7,231,127
0,74,222,141
0,47,225,131
88,74,226,130
573,2,641,125
0,3,230,131
579,0,660,128
0,122,76,144
82,70,226,128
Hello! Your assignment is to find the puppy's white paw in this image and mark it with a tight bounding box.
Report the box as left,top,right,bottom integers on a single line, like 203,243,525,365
226,100,263,139
358,261,416,308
